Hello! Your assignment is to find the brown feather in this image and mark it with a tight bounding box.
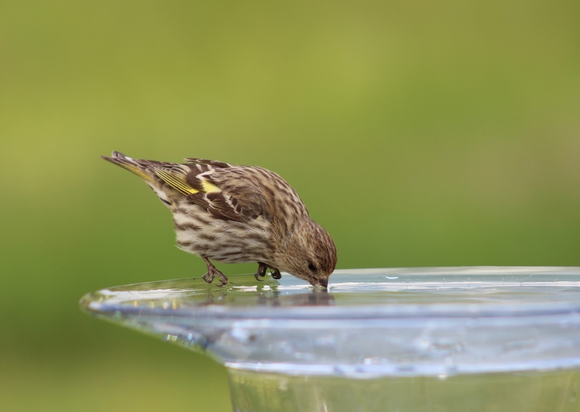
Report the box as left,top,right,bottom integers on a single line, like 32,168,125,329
184,158,230,168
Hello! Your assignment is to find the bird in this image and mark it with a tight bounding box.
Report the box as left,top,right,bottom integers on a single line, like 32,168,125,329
101,151,337,288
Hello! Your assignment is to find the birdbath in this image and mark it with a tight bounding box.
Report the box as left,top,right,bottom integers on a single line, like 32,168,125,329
80,267,580,412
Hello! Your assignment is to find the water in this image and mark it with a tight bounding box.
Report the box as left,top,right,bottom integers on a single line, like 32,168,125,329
80,267,580,411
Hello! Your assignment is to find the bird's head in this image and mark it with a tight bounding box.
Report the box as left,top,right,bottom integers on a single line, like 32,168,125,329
277,218,337,288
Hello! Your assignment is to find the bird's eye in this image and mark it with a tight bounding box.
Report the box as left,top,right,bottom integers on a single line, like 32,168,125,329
308,262,317,272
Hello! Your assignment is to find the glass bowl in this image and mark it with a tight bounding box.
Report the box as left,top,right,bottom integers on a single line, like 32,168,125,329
80,267,580,412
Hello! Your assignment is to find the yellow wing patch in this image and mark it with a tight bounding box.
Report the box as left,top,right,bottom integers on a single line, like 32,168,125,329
154,169,199,196
201,179,220,193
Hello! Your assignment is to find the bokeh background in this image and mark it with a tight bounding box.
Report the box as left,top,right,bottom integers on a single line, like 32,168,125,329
2,1,580,411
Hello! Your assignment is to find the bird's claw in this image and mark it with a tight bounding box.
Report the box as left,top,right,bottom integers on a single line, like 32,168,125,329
202,272,214,283
217,272,229,286
202,257,229,286
254,262,268,281
271,268,282,280
203,270,228,286
254,263,282,281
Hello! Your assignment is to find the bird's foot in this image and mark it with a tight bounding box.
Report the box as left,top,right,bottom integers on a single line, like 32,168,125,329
271,268,282,280
254,262,268,281
253,263,282,281
202,257,228,286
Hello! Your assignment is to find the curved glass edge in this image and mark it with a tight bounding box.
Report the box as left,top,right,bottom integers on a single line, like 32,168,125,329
80,266,580,319
79,267,580,377
225,357,580,379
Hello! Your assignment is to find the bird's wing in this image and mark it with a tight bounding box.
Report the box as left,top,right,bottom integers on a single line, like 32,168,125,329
206,164,310,221
202,167,268,221
152,159,265,222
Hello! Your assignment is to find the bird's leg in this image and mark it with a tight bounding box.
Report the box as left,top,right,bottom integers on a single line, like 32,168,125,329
202,257,228,286
254,262,268,281
271,268,282,280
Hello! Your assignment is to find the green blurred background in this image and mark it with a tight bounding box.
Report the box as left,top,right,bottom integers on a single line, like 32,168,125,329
1,0,580,410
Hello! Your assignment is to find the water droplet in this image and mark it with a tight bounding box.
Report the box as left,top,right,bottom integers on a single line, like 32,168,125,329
231,327,253,344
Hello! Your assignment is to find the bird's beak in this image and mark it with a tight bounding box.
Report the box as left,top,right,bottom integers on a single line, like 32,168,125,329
317,278,328,289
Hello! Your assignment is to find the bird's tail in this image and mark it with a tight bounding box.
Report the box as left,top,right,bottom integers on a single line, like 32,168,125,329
101,151,153,182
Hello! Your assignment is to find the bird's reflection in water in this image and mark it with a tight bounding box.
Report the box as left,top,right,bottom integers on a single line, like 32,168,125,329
192,278,335,309
254,288,335,307
101,274,337,311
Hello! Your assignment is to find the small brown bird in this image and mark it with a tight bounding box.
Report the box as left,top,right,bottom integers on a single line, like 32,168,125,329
102,151,337,288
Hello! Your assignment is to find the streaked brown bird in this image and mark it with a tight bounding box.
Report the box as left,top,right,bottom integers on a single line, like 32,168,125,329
102,151,337,288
